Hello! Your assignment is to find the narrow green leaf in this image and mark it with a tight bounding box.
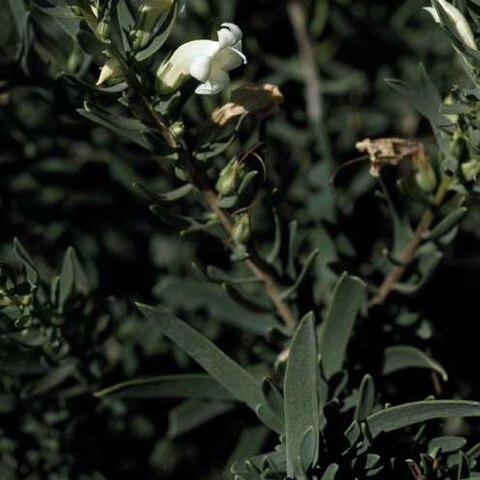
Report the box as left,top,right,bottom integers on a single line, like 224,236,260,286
28,363,77,396
429,207,468,240
58,247,75,310
280,249,320,300
225,426,270,473
6,0,27,36
206,266,258,285
261,378,284,422
95,374,234,400
167,399,234,438
13,237,38,285
222,283,272,314
136,304,263,410
286,220,298,277
354,374,376,422
135,1,179,62
382,345,448,381
255,404,284,434
319,272,366,379
284,312,319,478
267,208,282,264
386,64,452,130
320,463,339,480
135,182,194,203
428,436,467,454
365,400,480,439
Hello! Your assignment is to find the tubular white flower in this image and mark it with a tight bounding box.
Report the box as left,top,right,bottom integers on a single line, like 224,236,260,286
424,0,477,50
155,23,247,95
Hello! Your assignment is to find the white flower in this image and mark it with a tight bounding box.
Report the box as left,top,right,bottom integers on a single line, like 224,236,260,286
156,23,247,95
424,0,477,50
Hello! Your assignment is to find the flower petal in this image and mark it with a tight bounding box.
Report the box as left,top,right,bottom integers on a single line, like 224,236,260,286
217,23,243,48
215,44,246,71
195,68,230,95
189,54,213,82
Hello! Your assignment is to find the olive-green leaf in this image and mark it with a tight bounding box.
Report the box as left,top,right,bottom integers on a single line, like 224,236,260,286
284,312,319,478
58,247,75,310
366,400,480,438
354,374,376,422
382,345,448,381
136,304,263,410
321,463,339,480
429,207,468,241
95,374,234,401
167,399,234,438
319,272,366,379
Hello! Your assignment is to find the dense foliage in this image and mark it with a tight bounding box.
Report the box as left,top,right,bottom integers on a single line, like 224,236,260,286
2,0,480,479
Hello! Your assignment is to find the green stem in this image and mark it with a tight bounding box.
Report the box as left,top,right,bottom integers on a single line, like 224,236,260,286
78,2,177,148
371,174,453,306
78,4,298,329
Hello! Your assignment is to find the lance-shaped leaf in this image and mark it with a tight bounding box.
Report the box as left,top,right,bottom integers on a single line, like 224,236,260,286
13,237,38,285
167,399,234,438
386,64,453,130
364,400,480,439
95,374,234,401
354,374,376,422
321,463,339,480
6,0,27,36
428,436,467,454
135,0,179,62
222,283,272,314
284,312,319,477
429,206,468,240
382,345,448,381
136,304,264,410
280,249,320,300
267,208,282,265
319,272,366,379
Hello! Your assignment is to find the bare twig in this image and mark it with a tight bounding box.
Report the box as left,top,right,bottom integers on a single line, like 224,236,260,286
286,0,322,127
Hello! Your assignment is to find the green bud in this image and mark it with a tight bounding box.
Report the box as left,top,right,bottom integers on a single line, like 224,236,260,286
415,162,437,193
216,158,246,196
70,6,83,16
96,19,111,41
170,121,184,138
174,166,190,182
232,213,251,244
132,0,174,49
461,159,480,181
413,149,437,193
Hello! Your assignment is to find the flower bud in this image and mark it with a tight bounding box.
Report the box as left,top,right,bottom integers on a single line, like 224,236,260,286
170,120,185,138
96,18,111,41
412,147,437,193
131,0,174,49
232,212,251,244
96,59,122,86
461,159,480,181
424,0,477,50
415,164,437,193
216,158,246,196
